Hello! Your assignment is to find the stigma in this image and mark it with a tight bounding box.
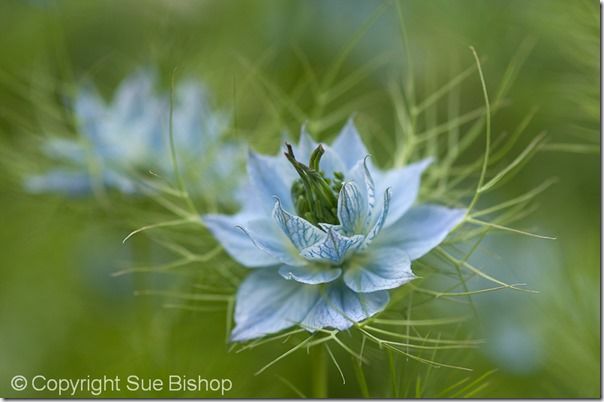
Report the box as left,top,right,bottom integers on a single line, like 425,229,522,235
284,143,344,227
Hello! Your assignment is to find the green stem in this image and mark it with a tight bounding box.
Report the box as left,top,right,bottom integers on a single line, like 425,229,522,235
311,346,328,398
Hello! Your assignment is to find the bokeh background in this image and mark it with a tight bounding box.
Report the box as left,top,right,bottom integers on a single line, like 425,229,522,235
0,0,599,398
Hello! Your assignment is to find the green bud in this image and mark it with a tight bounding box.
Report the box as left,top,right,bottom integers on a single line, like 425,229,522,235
284,143,344,227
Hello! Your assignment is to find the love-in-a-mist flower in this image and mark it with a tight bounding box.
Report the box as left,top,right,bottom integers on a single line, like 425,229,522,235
25,69,243,201
204,120,466,342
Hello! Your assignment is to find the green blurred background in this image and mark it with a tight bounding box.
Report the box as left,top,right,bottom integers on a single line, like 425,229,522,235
0,0,599,398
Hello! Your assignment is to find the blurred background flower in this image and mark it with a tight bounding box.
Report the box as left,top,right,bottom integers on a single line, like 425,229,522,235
23,68,244,206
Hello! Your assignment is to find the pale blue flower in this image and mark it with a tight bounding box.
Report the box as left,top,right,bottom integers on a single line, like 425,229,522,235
25,69,244,201
204,119,466,341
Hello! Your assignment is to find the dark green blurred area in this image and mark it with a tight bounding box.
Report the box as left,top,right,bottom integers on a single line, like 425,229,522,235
0,0,599,398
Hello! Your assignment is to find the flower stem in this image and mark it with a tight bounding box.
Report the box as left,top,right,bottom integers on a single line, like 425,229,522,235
311,346,328,398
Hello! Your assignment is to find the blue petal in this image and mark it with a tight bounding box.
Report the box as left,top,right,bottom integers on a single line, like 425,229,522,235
247,150,296,213
75,71,165,165
376,205,466,260
42,138,86,164
103,170,139,194
111,69,157,119
24,170,92,196
173,82,208,153
317,144,346,177
300,227,364,265
344,247,414,292
295,124,318,162
290,125,346,177
332,118,369,170
74,86,106,143
173,80,232,160
233,180,266,219
203,214,281,268
375,158,432,227
238,219,305,267
345,157,376,225
272,198,326,250
337,181,366,234
301,282,389,331
363,188,391,246
231,269,320,341
113,75,165,161
278,265,341,285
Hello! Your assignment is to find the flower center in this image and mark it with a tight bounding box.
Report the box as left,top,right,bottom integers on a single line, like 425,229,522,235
284,143,344,227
